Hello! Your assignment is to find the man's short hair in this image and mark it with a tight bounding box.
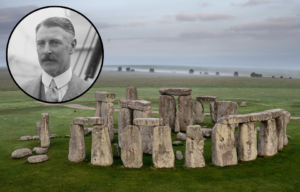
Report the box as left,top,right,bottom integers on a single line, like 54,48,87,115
36,17,75,38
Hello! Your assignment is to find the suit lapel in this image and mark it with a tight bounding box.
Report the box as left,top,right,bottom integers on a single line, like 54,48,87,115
62,73,78,101
27,75,43,99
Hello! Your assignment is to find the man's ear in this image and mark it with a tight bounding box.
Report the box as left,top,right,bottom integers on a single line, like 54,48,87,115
70,38,77,54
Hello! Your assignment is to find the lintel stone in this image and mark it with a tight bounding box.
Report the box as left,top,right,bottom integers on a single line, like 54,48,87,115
73,117,103,125
133,118,163,126
118,99,152,111
95,91,115,103
159,88,191,96
196,96,217,102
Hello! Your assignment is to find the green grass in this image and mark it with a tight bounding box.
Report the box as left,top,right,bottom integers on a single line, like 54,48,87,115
0,69,300,191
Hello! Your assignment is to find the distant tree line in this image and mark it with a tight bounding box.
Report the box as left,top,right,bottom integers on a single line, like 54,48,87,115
250,72,263,77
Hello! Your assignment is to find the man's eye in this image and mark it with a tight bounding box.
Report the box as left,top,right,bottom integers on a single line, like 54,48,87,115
37,42,45,46
51,41,60,45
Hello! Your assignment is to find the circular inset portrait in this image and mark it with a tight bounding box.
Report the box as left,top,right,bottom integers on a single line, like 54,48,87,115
7,6,103,103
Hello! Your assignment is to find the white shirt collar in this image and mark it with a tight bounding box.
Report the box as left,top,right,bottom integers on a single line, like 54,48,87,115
42,67,72,89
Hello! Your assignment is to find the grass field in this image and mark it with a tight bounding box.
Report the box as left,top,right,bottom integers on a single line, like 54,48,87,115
1,68,300,191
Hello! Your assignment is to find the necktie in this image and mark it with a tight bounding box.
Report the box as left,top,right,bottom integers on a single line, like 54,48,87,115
45,79,59,102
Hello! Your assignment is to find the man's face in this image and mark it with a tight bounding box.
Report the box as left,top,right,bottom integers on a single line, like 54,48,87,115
36,26,76,77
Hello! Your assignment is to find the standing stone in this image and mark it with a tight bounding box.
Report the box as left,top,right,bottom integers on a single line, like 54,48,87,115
216,101,234,122
126,86,138,100
275,116,284,151
212,123,237,167
113,143,120,158
152,126,174,168
176,151,183,160
232,102,239,127
283,111,290,145
36,122,41,138
237,122,257,161
258,119,278,156
133,110,153,154
194,100,204,124
101,102,114,142
185,125,205,168
178,95,193,131
210,101,218,124
91,125,113,166
118,108,133,147
68,123,86,162
174,116,180,132
159,95,176,130
94,101,101,117
121,125,143,168
40,113,50,148
241,102,246,107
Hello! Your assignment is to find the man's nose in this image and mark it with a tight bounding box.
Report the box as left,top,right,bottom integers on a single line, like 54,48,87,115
43,43,52,54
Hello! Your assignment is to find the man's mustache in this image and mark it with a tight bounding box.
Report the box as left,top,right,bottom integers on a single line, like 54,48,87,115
41,55,57,62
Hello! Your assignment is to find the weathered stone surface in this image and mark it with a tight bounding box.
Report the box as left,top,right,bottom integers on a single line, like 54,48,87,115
91,125,113,166
68,123,86,162
19,136,31,141
153,126,174,168
118,99,152,111
196,96,217,102
126,86,138,100
49,134,60,138
88,128,93,133
210,101,218,124
133,118,163,126
134,110,153,154
159,88,191,96
27,155,48,163
101,102,115,142
185,125,205,168
257,127,260,132
258,119,278,156
84,128,90,135
32,135,40,139
121,125,143,168
113,143,120,158
174,116,180,132
241,102,246,107
265,109,284,119
275,116,284,151
12,148,32,158
202,128,213,138
36,122,41,138
194,100,204,124
33,147,48,154
65,135,71,138
159,95,176,130
41,113,50,148
73,117,104,125
216,101,234,122
176,151,183,160
178,95,193,131
283,111,290,145
237,122,257,161
212,123,237,167
232,102,238,115
177,132,187,140
172,141,183,145
218,114,250,124
95,91,115,103
118,108,133,147
248,112,272,122
109,129,114,143
94,101,101,117
113,129,118,134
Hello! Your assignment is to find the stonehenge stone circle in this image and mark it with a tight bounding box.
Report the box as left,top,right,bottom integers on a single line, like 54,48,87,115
258,119,278,157
237,122,257,161
121,125,143,168
126,86,138,100
118,108,133,147
68,123,86,162
91,125,113,166
41,113,50,148
11,148,32,158
27,155,49,163
185,125,205,168
159,95,176,130
177,95,193,131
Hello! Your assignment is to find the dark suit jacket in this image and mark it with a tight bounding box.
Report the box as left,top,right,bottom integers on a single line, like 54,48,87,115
21,73,91,102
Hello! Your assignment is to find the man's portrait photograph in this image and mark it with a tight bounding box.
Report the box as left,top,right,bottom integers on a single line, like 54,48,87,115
7,6,103,103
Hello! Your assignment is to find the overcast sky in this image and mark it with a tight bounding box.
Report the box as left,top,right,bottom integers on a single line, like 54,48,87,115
1,0,300,69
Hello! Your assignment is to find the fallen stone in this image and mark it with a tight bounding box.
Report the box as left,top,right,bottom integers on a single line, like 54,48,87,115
194,100,204,124
113,143,120,158
202,128,212,138
68,123,86,162
174,115,180,132
177,132,187,140
159,88,192,96
121,125,143,168
152,126,174,168
265,109,284,119
65,135,71,138
91,125,113,166
27,155,49,163
32,136,40,139
241,102,246,107
19,136,31,141
196,96,217,102
33,147,48,154
178,95,193,131
159,95,176,130
73,117,103,125
133,118,163,126
172,141,183,145
12,148,32,158
49,134,60,138
126,86,138,100
118,99,152,111
118,108,133,147
212,123,237,167
257,127,260,131
275,115,284,151
202,126,207,128
258,119,278,157
237,122,257,161
176,151,183,160
185,125,205,168
94,101,101,117
95,91,115,103
41,113,50,148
